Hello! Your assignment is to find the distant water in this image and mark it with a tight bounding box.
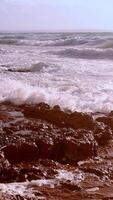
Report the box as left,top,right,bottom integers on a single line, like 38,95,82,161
0,32,113,112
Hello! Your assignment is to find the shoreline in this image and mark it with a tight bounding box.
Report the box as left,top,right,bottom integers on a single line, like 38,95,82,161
0,102,113,199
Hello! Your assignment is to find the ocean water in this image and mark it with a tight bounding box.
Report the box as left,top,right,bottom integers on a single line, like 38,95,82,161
0,32,113,113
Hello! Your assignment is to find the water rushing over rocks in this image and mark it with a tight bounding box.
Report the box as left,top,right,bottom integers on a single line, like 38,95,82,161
0,102,113,199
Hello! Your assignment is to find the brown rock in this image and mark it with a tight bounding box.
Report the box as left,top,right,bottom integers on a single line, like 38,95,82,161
36,137,54,159
94,122,113,145
96,116,113,131
61,181,81,191
67,112,95,130
0,167,19,183
0,151,10,169
63,130,98,162
2,142,39,164
22,103,95,130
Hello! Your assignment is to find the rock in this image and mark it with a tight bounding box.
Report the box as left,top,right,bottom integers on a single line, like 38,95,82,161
22,103,95,130
96,116,113,131
0,112,14,122
63,130,98,162
52,139,64,161
61,181,81,191
20,167,44,181
68,112,95,130
94,122,113,145
2,143,39,164
36,137,54,159
0,167,19,183
79,159,111,178
0,151,10,169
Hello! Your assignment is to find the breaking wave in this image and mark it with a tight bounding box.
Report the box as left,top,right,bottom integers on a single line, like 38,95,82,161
51,48,113,60
99,40,113,49
0,39,18,45
0,33,113,49
1,76,113,113
7,62,49,73
46,38,88,46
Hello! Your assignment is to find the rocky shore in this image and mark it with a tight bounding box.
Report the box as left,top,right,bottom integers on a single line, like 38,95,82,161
0,102,113,199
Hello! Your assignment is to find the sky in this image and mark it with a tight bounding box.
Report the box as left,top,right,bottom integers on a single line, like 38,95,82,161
0,0,113,31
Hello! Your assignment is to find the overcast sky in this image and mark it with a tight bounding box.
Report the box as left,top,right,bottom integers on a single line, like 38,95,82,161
0,0,113,31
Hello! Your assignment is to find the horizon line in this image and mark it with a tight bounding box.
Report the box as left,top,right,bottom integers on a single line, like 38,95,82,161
0,29,113,33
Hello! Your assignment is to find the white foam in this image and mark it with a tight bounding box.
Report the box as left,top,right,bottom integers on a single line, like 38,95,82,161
0,179,56,198
0,182,35,198
1,44,113,113
86,187,99,192
0,170,84,198
56,169,84,184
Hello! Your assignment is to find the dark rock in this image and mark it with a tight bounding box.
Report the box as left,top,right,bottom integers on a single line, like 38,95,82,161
52,138,64,161
61,181,81,191
2,143,39,164
0,112,14,122
96,116,113,131
53,105,61,111
22,103,95,130
0,167,19,183
94,122,113,145
20,167,44,181
68,112,95,130
63,130,98,162
36,137,54,159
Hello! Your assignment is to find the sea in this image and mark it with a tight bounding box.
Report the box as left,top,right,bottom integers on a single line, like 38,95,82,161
0,32,113,113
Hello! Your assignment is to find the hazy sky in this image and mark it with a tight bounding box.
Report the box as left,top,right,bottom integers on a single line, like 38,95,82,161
0,0,113,31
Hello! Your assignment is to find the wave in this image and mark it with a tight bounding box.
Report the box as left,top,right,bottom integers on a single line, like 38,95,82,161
99,40,113,49
46,38,88,46
1,77,113,113
0,39,18,45
7,62,49,73
50,48,113,60
0,33,113,48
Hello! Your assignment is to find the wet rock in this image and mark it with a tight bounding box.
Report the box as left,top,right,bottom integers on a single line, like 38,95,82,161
63,130,98,162
94,122,113,145
0,167,19,183
0,151,10,169
2,143,39,164
22,103,95,130
36,137,64,162
68,112,95,130
52,139,64,161
96,116,113,131
61,180,81,191
0,112,14,122
36,137,54,159
78,159,112,178
39,159,59,168
20,167,44,181
1,102,113,199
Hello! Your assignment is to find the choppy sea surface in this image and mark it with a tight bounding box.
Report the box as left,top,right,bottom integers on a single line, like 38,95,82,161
0,32,113,112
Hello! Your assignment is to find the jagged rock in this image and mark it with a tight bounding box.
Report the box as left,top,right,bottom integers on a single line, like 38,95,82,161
21,103,95,130
96,116,113,131
63,130,98,162
1,102,113,199
78,159,113,179
0,151,10,169
2,143,39,164
0,167,19,183
94,122,113,145
61,181,81,191
36,137,54,159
